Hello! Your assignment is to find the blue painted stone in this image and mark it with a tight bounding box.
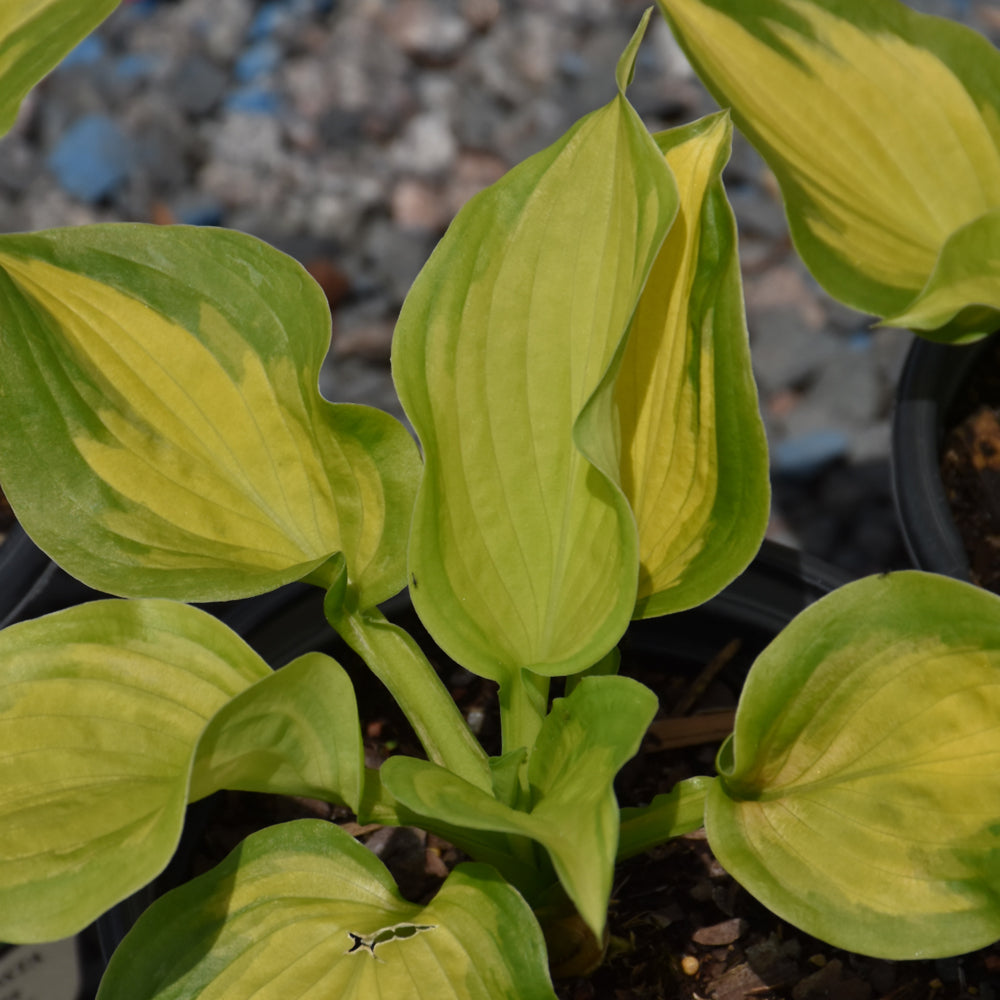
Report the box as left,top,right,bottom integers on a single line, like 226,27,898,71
772,429,849,479
224,86,282,115
234,39,283,82
47,115,133,203
57,35,105,71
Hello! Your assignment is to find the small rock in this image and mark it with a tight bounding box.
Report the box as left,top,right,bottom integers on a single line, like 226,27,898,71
209,112,285,169
392,177,451,232
385,1,471,66
691,917,747,946
234,38,283,83
391,111,458,177
448,150,507,214
792,958,872,1000
47,114,134,203
332,319,396,362
168,52,229,116
772,429,850,479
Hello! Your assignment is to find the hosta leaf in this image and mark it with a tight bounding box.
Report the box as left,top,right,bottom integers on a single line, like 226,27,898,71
0,600,363,943
189,650,364,812
97,821,558,1000
883,208,1000,342
383,676,658,938
707,572,1000,959
0,0,119,137
615,113,768,618
392,13,678,680
655,0,1000,329
617,775,713,861
0,224,419,603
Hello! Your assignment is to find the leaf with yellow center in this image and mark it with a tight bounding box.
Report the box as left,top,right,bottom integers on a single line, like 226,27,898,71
0,225,419,603
615,112,769,618
656,0,1000,335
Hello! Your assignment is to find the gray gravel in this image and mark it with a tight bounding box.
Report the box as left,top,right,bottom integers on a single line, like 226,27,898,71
3,0,993,578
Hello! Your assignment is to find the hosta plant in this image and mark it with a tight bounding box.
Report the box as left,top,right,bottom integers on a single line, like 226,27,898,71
0,3,998,998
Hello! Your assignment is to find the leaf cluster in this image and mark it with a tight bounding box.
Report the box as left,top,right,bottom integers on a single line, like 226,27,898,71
0,2,999,997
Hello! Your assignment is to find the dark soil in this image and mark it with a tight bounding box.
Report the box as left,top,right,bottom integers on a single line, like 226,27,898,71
941,337,1000,593
182,614,1000,1000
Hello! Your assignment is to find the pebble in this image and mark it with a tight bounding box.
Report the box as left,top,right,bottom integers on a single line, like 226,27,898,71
9,0,975,577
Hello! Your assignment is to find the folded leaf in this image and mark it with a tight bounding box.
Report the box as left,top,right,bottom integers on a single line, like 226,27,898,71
656,0,1000,330
189,651,364,812
0,0,119,137
0,600,362,942
615,113,768,617
383,676,658,939
883,208,1000,342
0,225,419,603
392,13,678,680
97,821,558,1000
707,572,1000,959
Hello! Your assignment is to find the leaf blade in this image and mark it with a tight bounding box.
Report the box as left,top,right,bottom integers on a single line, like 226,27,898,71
707,572,1000,959
97,821,558,1000
392,16,678,680
617,113,769,616
656,0,1000,324
0,0,119,137
0,225,419,603
0,600,269,942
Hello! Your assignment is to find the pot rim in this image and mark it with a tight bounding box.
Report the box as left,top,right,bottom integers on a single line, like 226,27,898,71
890,331,999,581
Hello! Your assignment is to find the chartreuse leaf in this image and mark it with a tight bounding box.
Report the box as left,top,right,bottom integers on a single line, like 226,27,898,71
0,224,419,603
392,12,678,681
0,600,363,943
883,208,1000,342
97,821,558,1000
617,775,713,861
707,572,1000,959
616,113,768,618
189,651,363,809
383,677,658,939
0,0,119,137
655,0,1000,335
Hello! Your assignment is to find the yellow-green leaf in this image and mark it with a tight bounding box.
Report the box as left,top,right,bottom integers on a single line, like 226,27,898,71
0,225,419,604
0,601,364,943
0,0,119,137
383,676,658,940
883,208,1000,342
97,822,558,1000
656,0,1000,328
708,572,1000,959
0,600,268,942
616,112,768,617
392,13,677,680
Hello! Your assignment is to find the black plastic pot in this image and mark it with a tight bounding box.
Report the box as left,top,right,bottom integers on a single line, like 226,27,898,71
891,331,999,581
94,540,851,974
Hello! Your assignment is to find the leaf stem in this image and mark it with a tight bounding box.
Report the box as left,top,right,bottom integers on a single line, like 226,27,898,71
331,606,492,793
499,667,550,760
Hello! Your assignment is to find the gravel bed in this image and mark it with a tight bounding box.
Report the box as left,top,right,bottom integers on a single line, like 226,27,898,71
3,0,993,578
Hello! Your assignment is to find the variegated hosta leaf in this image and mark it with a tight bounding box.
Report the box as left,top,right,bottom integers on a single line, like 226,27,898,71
656,0,1000,336
392,13,677,680
0,600,363,943
0,0,119,137
0,225,419,603
883,208,1000,342
613,112,768,618
97,821,558,1000
707,572,1000,959
382,676,658,939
